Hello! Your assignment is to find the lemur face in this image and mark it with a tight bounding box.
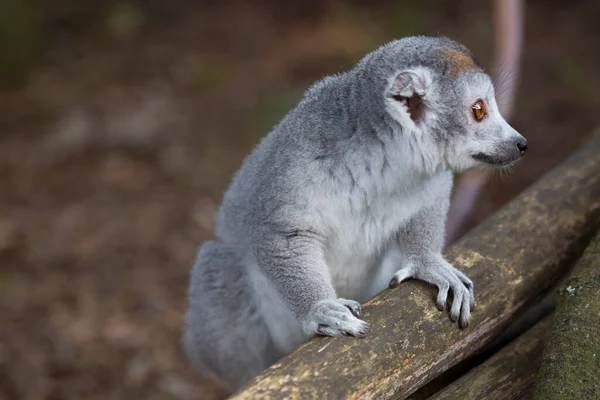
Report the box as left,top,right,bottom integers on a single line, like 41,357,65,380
385,56,527,173
439,72,528,171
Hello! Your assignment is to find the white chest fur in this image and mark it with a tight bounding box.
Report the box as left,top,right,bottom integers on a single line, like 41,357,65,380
323,171,448,300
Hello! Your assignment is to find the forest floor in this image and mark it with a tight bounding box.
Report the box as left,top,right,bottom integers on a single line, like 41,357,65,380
1,1,599,399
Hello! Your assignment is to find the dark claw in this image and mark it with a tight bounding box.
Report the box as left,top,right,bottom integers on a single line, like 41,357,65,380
339,330,349,336
345,304,361,319
388,277,399,288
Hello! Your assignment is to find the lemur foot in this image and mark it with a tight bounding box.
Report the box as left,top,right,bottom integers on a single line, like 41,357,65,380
303,299,369,338
389,259,474,329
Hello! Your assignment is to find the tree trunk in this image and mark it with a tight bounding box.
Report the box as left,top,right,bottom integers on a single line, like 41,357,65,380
233,132,600,400
533,231,600,400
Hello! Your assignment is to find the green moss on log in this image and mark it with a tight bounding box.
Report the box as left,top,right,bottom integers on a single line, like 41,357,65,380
233,134,600,400
533,231,600,400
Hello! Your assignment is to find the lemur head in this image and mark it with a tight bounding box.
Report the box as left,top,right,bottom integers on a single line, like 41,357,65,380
364,36,527,172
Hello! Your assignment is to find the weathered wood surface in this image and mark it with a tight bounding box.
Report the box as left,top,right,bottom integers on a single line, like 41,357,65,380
533,231,600,400
429,316,552,400
233,133,600,400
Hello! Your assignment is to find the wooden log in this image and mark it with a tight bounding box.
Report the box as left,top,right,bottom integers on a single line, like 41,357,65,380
428,316,553,400
533,231,600,399
233,133,600,400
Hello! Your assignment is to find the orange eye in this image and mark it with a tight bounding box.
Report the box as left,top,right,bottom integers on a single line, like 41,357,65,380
472,100,486,121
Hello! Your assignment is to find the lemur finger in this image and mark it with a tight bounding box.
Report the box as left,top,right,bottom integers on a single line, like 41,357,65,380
453,268,473,289
389,267,413,288
457,274,475,312
346,305,361,319
317,324,346,337
337,298,362,318
436,281,450,311
449,284,464,322
351,321,370,338
459,297,471,329
451,268,475,311
468,287,475,312
317,324,367,338
322,310,353,326
317,320,370,338
310,299,369,338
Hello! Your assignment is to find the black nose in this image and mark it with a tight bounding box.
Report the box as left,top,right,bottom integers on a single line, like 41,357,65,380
516,139,528,155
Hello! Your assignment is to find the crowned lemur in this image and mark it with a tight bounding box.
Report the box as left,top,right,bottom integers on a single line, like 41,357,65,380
183,36,528,393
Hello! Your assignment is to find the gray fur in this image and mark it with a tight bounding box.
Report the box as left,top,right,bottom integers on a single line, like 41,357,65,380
182,35,526,393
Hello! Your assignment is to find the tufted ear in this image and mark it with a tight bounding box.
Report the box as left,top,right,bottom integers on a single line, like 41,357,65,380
388,68,431,122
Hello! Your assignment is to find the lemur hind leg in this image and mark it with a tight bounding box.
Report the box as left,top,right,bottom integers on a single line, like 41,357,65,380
182,241,290,392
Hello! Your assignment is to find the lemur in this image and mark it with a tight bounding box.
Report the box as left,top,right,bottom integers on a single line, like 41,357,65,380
182,36,528,393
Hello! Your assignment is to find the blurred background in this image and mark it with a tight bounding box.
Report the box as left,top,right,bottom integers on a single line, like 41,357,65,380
1,1,599,399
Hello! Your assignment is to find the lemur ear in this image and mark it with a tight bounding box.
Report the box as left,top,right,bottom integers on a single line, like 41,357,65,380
389,69,429,97
388,69,430,122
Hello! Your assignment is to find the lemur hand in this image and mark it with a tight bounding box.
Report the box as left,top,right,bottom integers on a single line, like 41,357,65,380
302,298,369,338
389,257,474,328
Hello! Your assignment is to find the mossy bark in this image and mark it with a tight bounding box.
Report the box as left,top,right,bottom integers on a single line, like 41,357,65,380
533,231,600,400
429,316,553,400
233,133,600,400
